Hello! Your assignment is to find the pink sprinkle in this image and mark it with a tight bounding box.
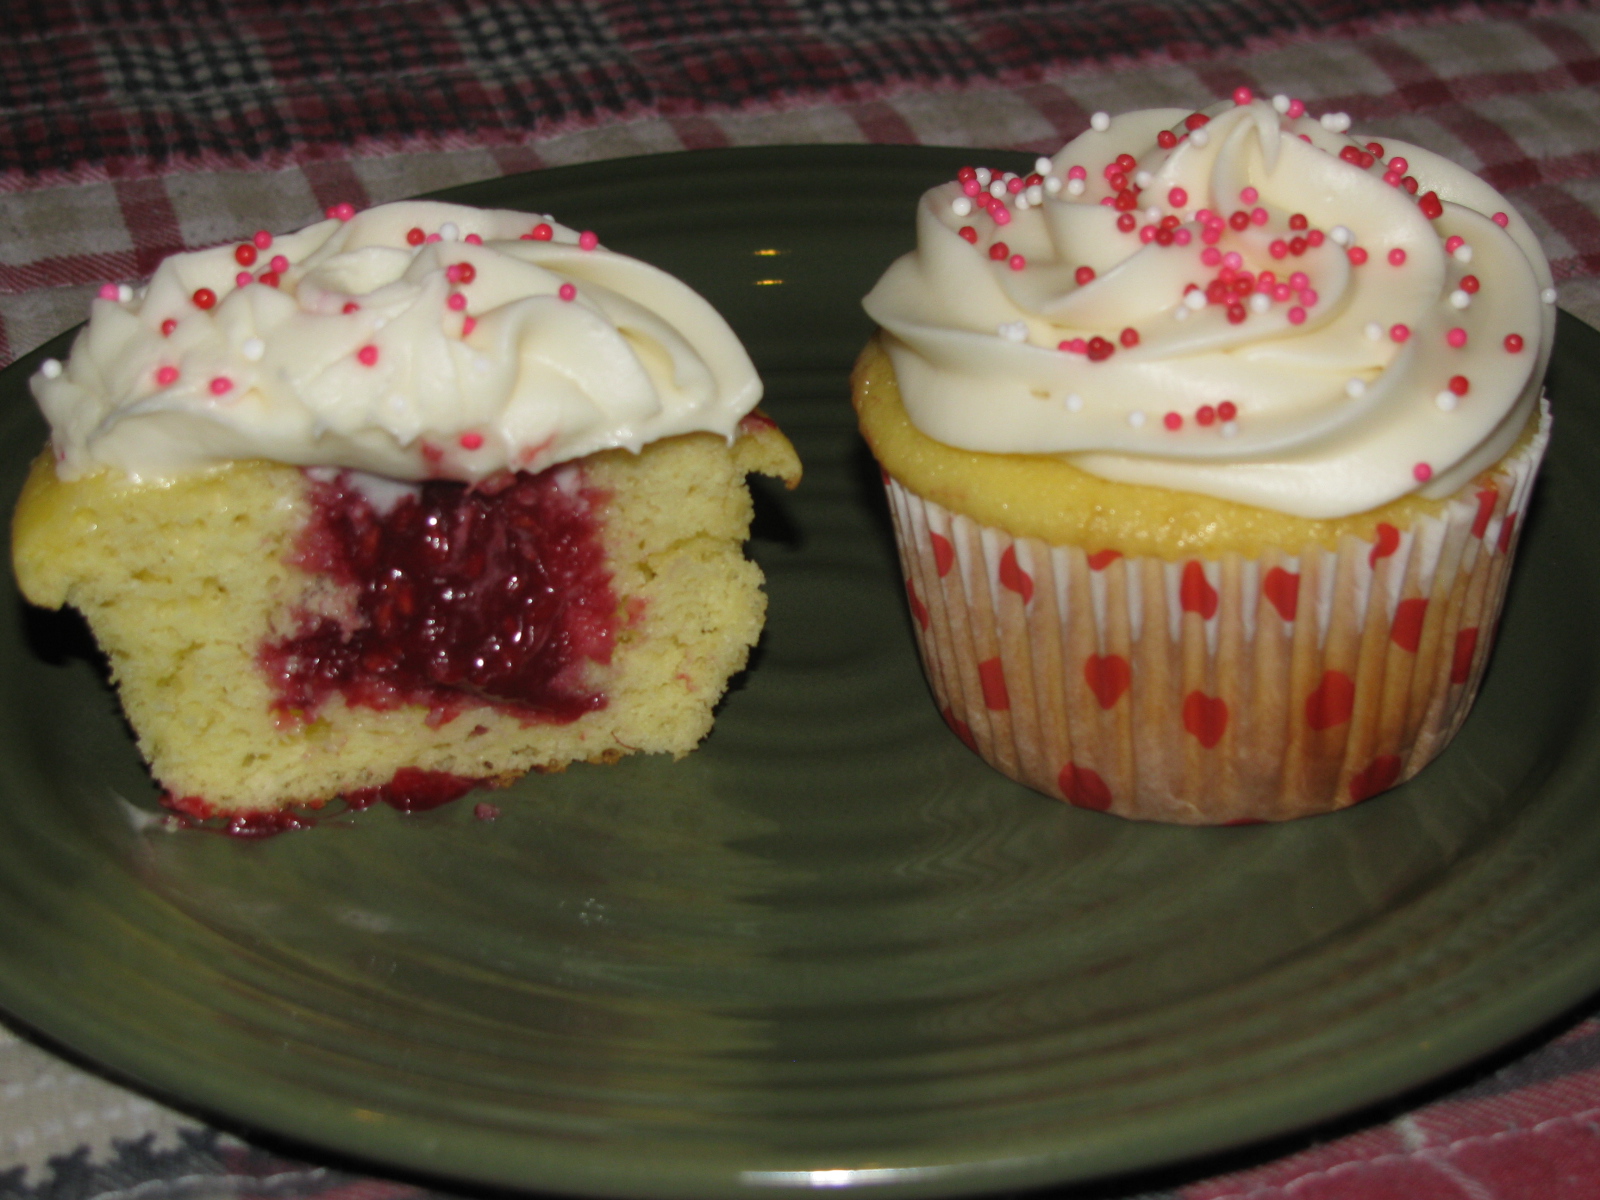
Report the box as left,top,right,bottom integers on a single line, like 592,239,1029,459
1251,207,1268,225
1445,235,1465,252
1059,338,1087,353
1348,246,1368,266
209,376,233,395
236,271,253,287
992,206,1011,226
1201,226,1222,245
1388,248,1407,266
579,230,599,250
462,315,477,337
1414,462,1432,482
97,283,119,300
559,283,578,301
253,230,273,249
1173,228,1192,245
465,233,483,245
1299,288,1318,306
1223,251,1243,270
1447,327,1468,347
1195,208,1215,224
1273,283,1293,301
357,344,379,366
1140,225,1157,243
1390,323,1411,342
1287,306,1306,324
1269,240,1288,259
1258,269,1277,286
446,264,463,283
1201,247,1222,266
1103,162,1121,180
459,432,484,450
1009,253,1026,270
1389,157,1408,174
421,442,443,464
1006,176,1024,194
1240,186,1259,204
426,233,442,243
1492,211,1509,227
1100,196,1115,207
1233,86,1254,105
330,202,356,220
1164,411,1183,430
1288,271,1309,289
155,365,179,386
1287,99,1306,118
447,292,467,311
474,802,500,821
1067,165,1087,181
271,255,289,273
962,178,981,197
1383,171,1403,187
1168,187,1188,207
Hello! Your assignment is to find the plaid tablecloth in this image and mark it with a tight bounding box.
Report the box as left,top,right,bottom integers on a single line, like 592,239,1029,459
5,3,1600,1198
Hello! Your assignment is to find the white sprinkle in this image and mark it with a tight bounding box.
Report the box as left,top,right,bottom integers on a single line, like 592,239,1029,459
1091,112,1111,132
1174,304,1190,322
989,180,1007,199
1046,176,1064,195
1435,389,1458,411
1128,410,1146,428
241,337,265,361
1066,178,1085,197
1184,289,1207,311
1453,243,1473,263
1249,292,1271,314
440,221,460,241
1066,393,1084,411
1542,287,1559,304
1034,156,1054,176
1135,170,1153,188
1220,421,1238,437
998,320,1028,343
1345,378,1367,398
975,167,992,185
117,284,133,302
1320,111,1351,132
1191,128,1210,148
1450,289,1471,309
1145,205,1162,220
1365,321,1384,341
1026,184,1044,205
1014,193,1031,211
951,196,973,217
39,358,62,379
1329,225,1353,247
1272,94,1291,114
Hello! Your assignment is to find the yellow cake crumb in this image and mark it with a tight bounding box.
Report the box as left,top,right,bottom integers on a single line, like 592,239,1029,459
12,424,800,813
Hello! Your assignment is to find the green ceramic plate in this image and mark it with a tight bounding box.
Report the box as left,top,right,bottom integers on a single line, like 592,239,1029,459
0,147,1598,1199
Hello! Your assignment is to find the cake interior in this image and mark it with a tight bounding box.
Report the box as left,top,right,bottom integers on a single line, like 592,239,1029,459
11,420,800,821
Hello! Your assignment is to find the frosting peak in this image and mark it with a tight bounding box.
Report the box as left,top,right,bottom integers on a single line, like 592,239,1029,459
862,100,1554,518
35,200,762,483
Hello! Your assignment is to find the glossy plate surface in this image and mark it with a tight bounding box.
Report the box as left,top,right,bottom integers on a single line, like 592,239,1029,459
1,147,1599,1199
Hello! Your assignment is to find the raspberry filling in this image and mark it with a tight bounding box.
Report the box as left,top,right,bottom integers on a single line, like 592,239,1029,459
262,465,617,725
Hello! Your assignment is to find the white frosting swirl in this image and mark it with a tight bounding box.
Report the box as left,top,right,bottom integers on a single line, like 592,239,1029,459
34,200,762,483
863,101,1554,518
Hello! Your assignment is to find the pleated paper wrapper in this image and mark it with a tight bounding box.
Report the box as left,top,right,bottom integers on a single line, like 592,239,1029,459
884,410,1550,823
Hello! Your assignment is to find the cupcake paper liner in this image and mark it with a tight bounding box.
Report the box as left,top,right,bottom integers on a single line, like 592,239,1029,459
884,404,1550,823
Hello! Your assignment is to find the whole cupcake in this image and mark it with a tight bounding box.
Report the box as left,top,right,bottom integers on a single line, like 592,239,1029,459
856,93,1553,824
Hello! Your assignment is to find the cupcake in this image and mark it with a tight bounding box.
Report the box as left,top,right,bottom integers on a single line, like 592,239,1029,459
856,94,1552,823
13,200,799,829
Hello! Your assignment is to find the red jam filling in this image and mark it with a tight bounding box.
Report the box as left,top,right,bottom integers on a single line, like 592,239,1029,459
262,465,617,725
162,768,482,836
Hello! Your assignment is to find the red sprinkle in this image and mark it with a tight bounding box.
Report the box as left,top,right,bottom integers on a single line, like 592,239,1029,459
342,301,360,314
1157,130,1178,149
1086,336,1115,362
1120,327,1140,347
1419,191,1444,220
235,244,257,266
1117,213,1137,233
1460,275,1480,293
1233,86,1254,105
1196,405,1216,426
258,271,280,288
1388,248,1407,266
406,227,426,246
989,242,1009,261
959,226,978,243
1348,246,1369,265
1492,211,1510,227
1164,411,1183,430
531,223,554,241
357,345,379,366
1288,214,1308,231
1075,266,1096,285
1391,324,1411,342
160,318,178,337
1504,333,1525,353
155,365,179,386
579,231,599,251
1168,187,1188,207
1449,375,1470,395
192,287,217,310
1217,400,1238,421
1185,113,1210,130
